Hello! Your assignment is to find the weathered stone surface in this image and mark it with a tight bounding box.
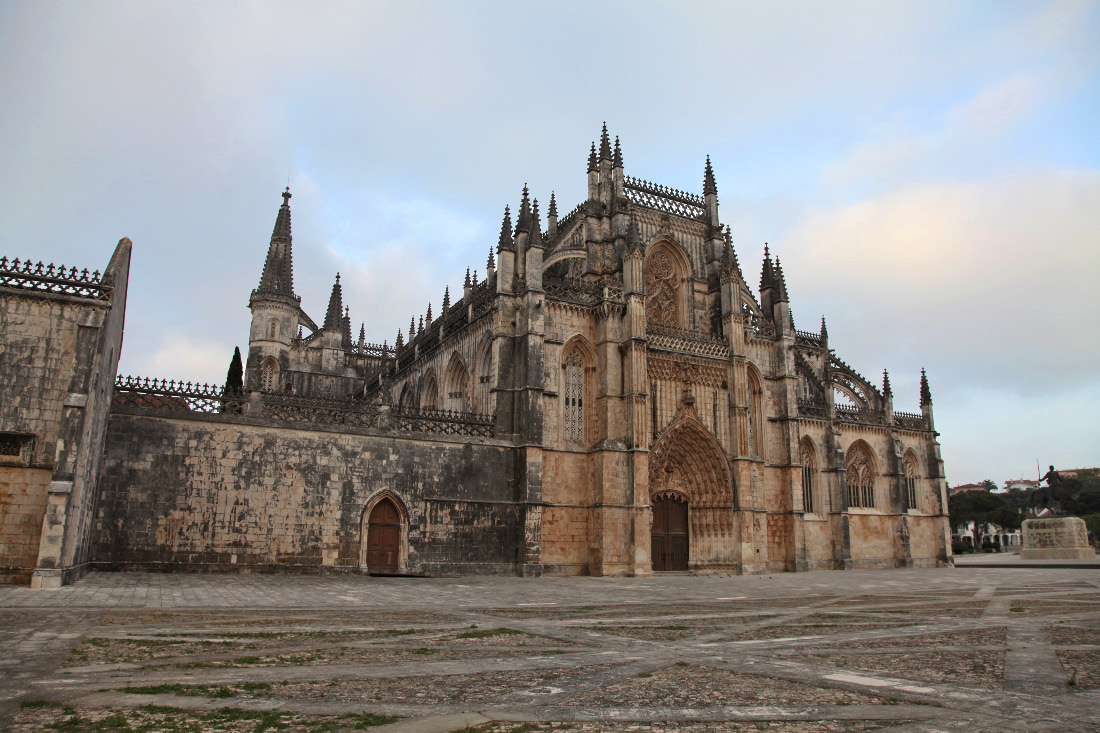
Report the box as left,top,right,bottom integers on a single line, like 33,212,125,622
1021,517,1095,560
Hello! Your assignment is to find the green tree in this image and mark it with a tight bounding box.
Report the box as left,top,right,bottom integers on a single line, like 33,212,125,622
1001,487,1032,512
1065,469,1100,516
225,347,244,395
979,479,997,491
948,490,1022,549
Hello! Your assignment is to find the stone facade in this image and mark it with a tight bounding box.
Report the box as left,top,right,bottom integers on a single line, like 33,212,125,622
3,127,952,585
0,241,130,586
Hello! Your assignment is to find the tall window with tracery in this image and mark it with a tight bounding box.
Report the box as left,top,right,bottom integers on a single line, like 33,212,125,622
800,441,816,514
259,357,279,393
563,347,585,444
746,370,763,457
645,250,680,328
845,444,876,508
903,455,918,510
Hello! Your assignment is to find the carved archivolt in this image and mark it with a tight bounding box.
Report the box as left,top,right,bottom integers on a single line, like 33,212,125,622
645,250,680,327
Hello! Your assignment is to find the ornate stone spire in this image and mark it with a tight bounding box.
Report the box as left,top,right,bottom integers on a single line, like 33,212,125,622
820,316,828,341
426,302,432,324
703,156,717,196
256,187,295,296
498,205,514,251
531,197,541,238
342,305,353,347
920,369,933,406
359,322,366,347
613,136,623,168
442,286,450,312
487,248,495,271
515,184,531,233
882,369,892,396
774,257,789,302
464,268,471,287
760,243,775,290
548,191,557,218
409,316,416,338
323,273,343,330
599,122,612,160
587,142,598,173
396,328,404,349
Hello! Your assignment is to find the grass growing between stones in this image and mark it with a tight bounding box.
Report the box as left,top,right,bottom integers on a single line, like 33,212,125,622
8,704,398,732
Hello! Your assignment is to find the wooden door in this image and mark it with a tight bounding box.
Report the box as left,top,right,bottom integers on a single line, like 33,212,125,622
651,496,688,571
367,499,401,574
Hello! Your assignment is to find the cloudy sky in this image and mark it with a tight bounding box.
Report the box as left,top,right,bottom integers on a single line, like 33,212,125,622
2,1,1097,487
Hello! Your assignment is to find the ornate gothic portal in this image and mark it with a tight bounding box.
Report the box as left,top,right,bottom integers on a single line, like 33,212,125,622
648,415,738,571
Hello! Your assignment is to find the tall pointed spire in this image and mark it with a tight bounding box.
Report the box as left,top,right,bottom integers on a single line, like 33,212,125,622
497,206,513,251
359,322,366,347
882,369,892,396
410,316,416,338
516,184,531,232
703,155,717,196
820,315,828,341
342,305,353,347
548,191,557,218
464,268,471,287
587,142,598,173
599,122,612,160
442,286,450,312
531,197,541,238
775,257,789,301
256,187,295,296
323,273,343,330
920,369,933,406
613,136,623,168
760,243,776,290
487,248,495,271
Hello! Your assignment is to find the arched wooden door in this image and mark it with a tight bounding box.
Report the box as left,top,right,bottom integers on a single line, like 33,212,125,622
651,495,689,571
366,499,401,574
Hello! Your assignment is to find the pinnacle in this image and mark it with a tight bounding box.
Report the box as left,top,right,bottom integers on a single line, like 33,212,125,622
257,187,295,296
599,122,612,160
548,191,557,218
498,206,513,250
487,248,495,270
613,136,623,168
588,142,598,172
883,369,892,395
464,268,471,287
323,273,343,330
920,368,933,407
703,155,717,196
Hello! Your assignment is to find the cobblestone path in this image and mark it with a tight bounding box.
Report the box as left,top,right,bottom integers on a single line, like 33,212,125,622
0,567,1097,732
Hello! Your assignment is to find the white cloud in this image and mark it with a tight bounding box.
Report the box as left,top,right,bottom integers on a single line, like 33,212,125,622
785,169,1100,394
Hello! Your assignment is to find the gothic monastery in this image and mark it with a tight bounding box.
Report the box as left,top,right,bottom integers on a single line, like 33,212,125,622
0,126,950,586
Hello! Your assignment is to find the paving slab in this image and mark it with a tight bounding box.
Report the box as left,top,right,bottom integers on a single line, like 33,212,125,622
1,566,1098,732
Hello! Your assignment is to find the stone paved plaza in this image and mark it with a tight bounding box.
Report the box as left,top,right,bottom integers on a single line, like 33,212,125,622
0,567,1097,732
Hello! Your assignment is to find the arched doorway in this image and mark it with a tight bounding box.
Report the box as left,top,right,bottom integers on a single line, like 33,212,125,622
366,498,401,574
651,494,689,571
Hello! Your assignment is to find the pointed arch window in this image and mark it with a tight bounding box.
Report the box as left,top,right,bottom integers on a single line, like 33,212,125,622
564,347,585,444
800,439,816,514
845,444,876,509
747,369,764,457
903,454,918,511
259,356,279,393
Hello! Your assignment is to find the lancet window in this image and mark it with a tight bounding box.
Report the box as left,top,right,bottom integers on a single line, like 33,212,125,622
800,439,816,514
259,356,279,393
746,368,764,457
563,347,585,444
903,454,918,510
845,443,876,509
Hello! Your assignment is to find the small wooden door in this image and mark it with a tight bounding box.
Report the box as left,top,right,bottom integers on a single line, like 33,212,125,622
651,496,689,571
366,499,401,574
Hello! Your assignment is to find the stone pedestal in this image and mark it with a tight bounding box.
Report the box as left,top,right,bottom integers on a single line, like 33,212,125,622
1020,517,1095,560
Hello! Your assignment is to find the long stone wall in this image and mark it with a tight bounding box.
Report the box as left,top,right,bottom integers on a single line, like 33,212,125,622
93,411,522,576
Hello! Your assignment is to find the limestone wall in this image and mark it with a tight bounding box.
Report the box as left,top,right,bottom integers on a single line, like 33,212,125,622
93,411,522,575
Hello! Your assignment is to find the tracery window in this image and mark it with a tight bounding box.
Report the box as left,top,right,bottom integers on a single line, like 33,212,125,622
645,251,680,328
903,454,918,510
259,356,279,393
845,443,876,508
800,440,816,514
563,347,585,444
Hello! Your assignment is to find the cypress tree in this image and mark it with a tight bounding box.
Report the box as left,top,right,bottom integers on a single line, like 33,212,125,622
225,346,244,396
